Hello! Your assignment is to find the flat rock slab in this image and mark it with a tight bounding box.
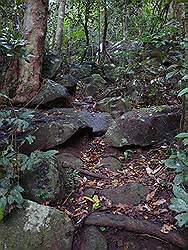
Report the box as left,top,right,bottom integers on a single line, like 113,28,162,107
79,226,108,250
0,200,74,250
105,105,181,147
100,183,149,205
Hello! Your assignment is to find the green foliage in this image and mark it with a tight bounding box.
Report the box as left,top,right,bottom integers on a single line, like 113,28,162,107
0,29,26,58
64,169,79,194
170,185,188,227
163,132,188,228
0,106,58,219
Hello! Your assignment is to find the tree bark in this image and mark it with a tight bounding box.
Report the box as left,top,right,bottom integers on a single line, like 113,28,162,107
100,0,108,62
81,0,91,63
13,0,49,105
53,0,66,53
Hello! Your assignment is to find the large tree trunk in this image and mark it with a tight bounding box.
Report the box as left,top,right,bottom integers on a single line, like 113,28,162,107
13,0,49,105
53,0,66,53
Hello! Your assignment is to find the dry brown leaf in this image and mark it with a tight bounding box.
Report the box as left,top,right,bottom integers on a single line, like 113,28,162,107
160,224,175,234
153,198,166,206
146,189,157,202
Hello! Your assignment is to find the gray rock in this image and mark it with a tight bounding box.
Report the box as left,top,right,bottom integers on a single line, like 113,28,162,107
84,188,96,198
57,75,78,94
105,105,181,147
0,200,74,250
21,109,92,152
80,226,108,250
42,52,63,79
30,79,71,108
57,153,84,169
96,157,122,171
80,111,112,135
70,67,92,80
21,161,64,204
96,96,131,118
84,74,107,97
84,83,100,97
100,183,148,206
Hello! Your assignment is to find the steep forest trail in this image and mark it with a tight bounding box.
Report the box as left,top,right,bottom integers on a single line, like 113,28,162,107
44,60,187,250
1,52,187,249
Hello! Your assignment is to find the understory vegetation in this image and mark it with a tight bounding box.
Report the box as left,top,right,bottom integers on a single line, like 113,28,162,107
0,0,188,249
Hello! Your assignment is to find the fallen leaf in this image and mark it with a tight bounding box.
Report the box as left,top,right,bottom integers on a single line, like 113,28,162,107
146,189,157,202
153,199,166,206
160,224,175,234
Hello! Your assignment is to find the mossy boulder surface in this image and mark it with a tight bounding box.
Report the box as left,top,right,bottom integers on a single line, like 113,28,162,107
105,105,181,147
0,201,74,250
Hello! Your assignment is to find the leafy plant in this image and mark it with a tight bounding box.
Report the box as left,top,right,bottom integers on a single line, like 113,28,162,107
163,132,188,227
0,104,58,220
170,185,188,227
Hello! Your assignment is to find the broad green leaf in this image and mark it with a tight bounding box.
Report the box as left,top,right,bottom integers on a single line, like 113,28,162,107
170,198,188,213
173,185,188,203
0,93,10,100
25,135,35,145
173,173,184,185
176,133,188,139
162,159,178,169
166,70,178,80
182,75,188,81
7,195,15,205
19,111,35,120
178,88,188,97
175,213,188,227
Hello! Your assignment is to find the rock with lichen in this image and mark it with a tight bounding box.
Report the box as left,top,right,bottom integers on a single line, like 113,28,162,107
0,200,74,250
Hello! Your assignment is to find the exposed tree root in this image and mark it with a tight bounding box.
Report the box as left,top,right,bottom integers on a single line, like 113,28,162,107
84,212,187,248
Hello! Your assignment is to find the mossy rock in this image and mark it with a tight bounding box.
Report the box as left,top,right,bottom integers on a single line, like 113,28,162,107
0,200,74,250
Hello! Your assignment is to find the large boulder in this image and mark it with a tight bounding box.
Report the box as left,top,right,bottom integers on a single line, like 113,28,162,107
79,226,108,250
21,108,92,152
0,200,74,250
30,80,71,108
0,108,111,153
96,96,131,118
21,161,64,204
105,106,181,147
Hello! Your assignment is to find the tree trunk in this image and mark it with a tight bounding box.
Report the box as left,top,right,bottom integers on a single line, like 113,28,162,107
81,0,91,63
53,0,66,53
101,0,108,62
182,1,188,131
13,0,49,105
